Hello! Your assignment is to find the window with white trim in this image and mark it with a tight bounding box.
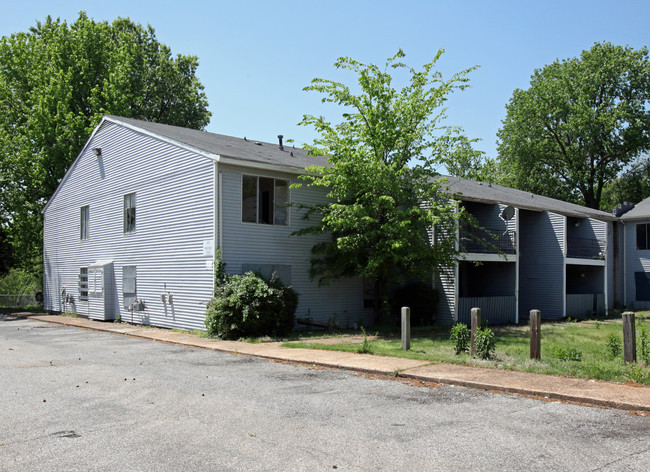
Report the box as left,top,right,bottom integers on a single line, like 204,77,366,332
80,205,89,240
242,175,289,225
78,268,88,301
123,265,137,308
124,193,136,233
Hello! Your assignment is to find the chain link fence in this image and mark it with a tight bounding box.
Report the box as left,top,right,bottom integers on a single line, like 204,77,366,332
0,293,41,307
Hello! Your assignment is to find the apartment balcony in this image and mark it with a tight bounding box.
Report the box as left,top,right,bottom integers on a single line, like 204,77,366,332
459,224,516,255
566,236,606,260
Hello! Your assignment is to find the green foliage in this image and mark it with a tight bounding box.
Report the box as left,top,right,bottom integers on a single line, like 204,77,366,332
552,345,583,362
204,272,298,340
296,49,475,321
497,42,650,210
213,250,227,294
357,327,374,354
450,322,470,354
285,314,650,385
639,326,649,365
442,135,498,182
601,155,650,210
0,12,211,272
390,283,437,326
0,268,41,294
606,333,622,358
474,327,495,360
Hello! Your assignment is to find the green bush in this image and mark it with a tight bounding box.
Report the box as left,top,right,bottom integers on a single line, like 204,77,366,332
205,271,298,340
606,333,622,358
0,268,40,294
639,327,649,365
552,345,583,362
450,323,470,354
474,327,495,360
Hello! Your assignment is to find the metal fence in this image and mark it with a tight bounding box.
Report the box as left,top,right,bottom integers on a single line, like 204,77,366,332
567,237,606,259
457,295,517,325
459,224,516,254
0,293,39,307
566,293,605,317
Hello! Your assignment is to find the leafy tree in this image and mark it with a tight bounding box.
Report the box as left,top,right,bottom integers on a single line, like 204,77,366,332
443,135,497,182
600,155,650,210
295,50,473,321
497,42,650,209
0,12,211,273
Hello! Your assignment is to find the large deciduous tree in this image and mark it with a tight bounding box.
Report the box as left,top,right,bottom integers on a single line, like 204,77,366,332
0,12,211,273
600,155,650,210
295,50,474,321
497,42,650,210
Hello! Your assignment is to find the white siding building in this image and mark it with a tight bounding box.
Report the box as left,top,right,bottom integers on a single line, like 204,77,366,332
43,116,372,331
621,197,650,310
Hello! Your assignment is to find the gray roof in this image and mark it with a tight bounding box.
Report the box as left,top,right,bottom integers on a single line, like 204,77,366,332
107,117,616,221
106,115,329,171
621,196,650,220
436,176,617,221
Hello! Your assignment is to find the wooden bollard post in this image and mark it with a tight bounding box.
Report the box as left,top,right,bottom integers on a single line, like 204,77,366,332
622,311,636,364
530,309,541,360
401,306,411,351
470,307,481,356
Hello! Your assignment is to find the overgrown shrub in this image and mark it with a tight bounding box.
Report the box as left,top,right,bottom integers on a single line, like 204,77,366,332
205,270,298,340
357,327,374,354
450,323,470,354
0,268,40,295
606,333,622,358
474,327,495,360
552,345,583,362
390,283,437,326
639,327,649,365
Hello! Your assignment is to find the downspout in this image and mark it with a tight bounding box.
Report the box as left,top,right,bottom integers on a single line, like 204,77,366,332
219,171,223,252
453,203,460,323
596,222,614,316
623,221,627,307
515,208,520,324
562,214,567,317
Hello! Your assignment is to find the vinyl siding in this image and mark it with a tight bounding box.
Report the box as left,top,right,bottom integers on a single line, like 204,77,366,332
44,121,215,330
518,210,565,319
624,219,650,309
217,164,372,328
433,219,457,325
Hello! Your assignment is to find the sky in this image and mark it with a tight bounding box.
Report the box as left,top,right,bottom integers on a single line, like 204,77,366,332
1,0,648,165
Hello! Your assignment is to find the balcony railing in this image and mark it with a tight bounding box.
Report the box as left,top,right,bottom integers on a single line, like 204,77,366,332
459,224,516,254
567,236,606,259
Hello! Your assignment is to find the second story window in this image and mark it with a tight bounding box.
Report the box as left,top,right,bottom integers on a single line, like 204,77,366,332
242,175,289,225
80,205,89,240
637,223,650,250
124,193,136,233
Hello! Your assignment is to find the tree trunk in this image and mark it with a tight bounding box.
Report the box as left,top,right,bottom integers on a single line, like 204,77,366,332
373,277,389,324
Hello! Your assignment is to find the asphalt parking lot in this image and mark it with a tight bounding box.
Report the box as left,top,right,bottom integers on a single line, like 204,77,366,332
1,317,649,471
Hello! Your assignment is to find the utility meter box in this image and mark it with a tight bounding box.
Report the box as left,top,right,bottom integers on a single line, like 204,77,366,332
87,261,116,321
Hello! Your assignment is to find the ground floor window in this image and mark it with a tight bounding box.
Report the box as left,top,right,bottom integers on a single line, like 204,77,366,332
123,265,137,308
635,272,650,301
78,268,88,301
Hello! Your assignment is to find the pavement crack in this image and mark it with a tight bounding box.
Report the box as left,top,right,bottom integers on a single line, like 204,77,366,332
591,446,650,470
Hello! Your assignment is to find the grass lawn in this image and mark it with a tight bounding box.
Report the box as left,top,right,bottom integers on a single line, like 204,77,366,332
284,312,650,385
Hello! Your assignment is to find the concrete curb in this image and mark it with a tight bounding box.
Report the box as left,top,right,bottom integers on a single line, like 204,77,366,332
13,313,650,412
